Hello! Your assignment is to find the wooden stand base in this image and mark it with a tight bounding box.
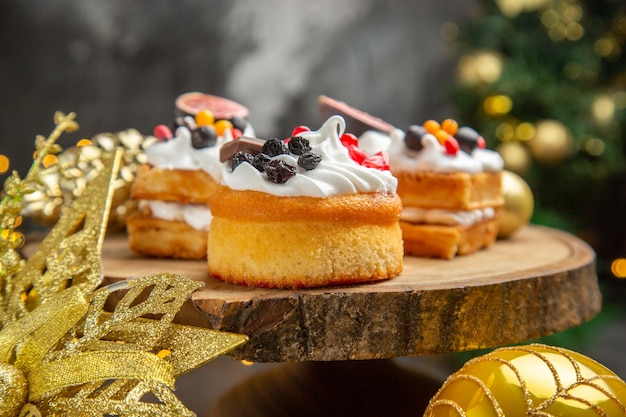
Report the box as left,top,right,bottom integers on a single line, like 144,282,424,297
24,225,601,362
206,359,442,417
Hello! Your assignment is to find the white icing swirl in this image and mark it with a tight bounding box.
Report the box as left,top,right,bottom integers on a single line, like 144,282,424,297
401,207,495,226
358,130,391,155
221,115,397,197
472,148,504,171
141,200,212,231
144,123,255,181
360,128,503,173
388,130,481,173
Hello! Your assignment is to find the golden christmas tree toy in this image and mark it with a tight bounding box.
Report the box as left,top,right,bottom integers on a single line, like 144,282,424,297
423,344,626,417
498,170,534,238
21,128,155,232
0,112,247,417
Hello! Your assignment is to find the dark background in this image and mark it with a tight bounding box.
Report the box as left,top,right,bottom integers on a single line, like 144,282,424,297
1,0,475,177
1,1,625,415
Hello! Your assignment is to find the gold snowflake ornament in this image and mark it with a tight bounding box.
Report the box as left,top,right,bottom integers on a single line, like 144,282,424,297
0,113,247,416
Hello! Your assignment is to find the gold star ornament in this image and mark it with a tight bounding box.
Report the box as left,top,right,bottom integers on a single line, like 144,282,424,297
0,113,247,416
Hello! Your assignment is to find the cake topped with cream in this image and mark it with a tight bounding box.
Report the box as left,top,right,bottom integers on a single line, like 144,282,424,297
127,92,254,260
359,120,503,174
316,95,504,259
145,112,255,181
219,115,397,198
208,114,403,288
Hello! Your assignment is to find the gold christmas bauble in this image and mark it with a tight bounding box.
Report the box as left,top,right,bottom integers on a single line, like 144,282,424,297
498,170,534,238
496,141,532,175
424,344,626,417
527,119,573,164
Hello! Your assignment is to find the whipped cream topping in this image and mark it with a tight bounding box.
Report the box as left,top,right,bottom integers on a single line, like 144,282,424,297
472,148,504,171
221,115,398,197
140,200,212,231
359,128,503,173
144,123,255,181
401,207,495,226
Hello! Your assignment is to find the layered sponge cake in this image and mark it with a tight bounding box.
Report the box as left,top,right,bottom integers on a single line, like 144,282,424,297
208,115,403,288
317,96,504,259
127,92,254,259
366,120,504,259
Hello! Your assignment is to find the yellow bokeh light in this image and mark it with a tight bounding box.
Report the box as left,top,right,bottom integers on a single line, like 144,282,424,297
541,9,560,28
584,138,605,157
565,22,584,41
591,94,615,126
0,154,9,174
496,122,516,142
457,51,504,85
594,38,616,57
611,258,626,278
241,360,254,366
549,23,567,41
484,95,513,117
562,4,583,23
516,122,536,142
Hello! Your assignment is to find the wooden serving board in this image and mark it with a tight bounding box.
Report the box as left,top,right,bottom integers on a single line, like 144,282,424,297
26,225,601,363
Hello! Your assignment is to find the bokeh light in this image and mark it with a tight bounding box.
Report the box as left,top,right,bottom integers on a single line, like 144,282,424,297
483,94,513,116
611,258,626,278
0,155,9,174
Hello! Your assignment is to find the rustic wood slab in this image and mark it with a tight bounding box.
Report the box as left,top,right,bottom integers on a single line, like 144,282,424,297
24,225,601,363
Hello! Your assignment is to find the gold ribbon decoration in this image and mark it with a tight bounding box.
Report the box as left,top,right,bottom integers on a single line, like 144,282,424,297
0,361,27,416
0,114,248,416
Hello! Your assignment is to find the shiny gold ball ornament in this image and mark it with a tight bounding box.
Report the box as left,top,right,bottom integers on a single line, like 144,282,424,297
527,119,573,164
498,170,534,238
423,344,626,417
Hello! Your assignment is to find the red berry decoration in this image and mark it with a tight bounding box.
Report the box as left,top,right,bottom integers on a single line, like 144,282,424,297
292,125,310,136
153,124,173,141
338,132,390,170
231,128,243,139
477,135,486,149
444,137,460,155
340,133,359,148
346,145,368,164
363,152,390,170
